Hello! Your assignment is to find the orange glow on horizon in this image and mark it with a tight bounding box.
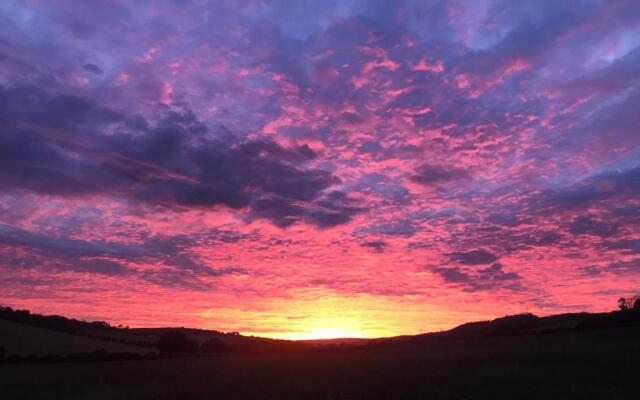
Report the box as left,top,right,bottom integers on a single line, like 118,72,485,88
278,327,369,341
193,288,506,340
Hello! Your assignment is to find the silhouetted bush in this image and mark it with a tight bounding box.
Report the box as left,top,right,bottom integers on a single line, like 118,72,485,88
618,296,640,311
157,331,198,356
619,297,629,310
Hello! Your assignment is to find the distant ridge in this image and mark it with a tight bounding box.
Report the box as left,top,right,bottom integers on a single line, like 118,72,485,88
0,305,276,351
401,311,640,344
2,305,640,362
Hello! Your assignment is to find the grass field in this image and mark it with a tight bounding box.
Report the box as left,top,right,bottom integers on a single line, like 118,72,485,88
2,327,639,399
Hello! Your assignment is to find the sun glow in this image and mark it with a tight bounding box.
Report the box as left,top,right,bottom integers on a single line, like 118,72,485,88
196,286,472,341
227,288,458,340
283,326,366,341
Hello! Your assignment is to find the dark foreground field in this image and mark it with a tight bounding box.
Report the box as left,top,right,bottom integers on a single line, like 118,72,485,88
2,327,639,400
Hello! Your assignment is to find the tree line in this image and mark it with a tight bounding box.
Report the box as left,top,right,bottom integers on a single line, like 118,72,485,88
617,296,640,311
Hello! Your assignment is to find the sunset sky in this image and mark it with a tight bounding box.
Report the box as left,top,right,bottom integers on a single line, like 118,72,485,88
1,0,639,339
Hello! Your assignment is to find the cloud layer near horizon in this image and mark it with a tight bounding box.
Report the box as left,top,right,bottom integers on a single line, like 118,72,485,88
1,0,639,338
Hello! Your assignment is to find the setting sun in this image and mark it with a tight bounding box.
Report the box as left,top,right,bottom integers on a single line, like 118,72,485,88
2,0,640,398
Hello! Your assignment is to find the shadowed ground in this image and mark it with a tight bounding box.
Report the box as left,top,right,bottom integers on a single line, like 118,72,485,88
0,319,151,357
2,327,638,400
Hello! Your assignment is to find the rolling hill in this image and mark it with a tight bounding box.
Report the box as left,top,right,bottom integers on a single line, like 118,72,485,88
2,304,639,361
0,318,152,357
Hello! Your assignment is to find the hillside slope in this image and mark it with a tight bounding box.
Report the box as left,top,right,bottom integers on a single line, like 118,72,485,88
0,319,153,357
0,306,272,349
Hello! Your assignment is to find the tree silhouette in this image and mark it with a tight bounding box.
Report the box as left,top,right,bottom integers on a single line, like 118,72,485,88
618,297,629,311
157,331,198,356
618,296,640,311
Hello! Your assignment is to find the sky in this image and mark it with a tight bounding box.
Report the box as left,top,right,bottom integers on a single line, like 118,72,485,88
1,0,639,340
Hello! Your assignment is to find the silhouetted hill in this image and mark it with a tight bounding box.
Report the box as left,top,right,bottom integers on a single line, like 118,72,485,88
404,310,640,345
444,313,540,337
0,319,153,358
575,309,640,329
0,306,156,347
2,304,640,363
0,306,269,350
0,305,298,360
130,327,271,346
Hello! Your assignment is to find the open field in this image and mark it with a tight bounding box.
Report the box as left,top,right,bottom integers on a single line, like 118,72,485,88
2,327,639,400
